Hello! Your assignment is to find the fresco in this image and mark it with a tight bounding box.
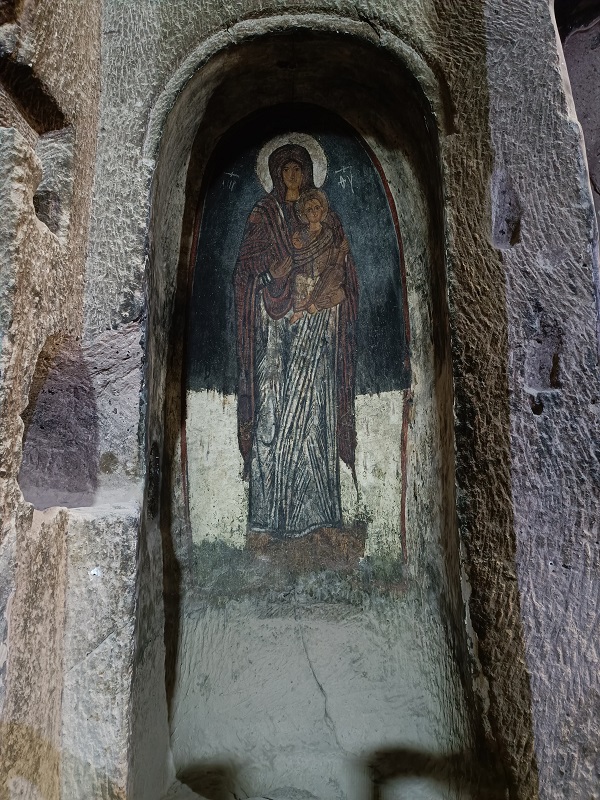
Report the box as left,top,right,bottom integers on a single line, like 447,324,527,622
174,108,472,799
185,106,410,567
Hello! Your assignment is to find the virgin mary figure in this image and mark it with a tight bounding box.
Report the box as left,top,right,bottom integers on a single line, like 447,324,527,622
233,140,359,538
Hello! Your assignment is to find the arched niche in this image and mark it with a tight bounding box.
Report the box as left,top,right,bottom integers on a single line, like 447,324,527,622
141,28,490,800
184,103,412,557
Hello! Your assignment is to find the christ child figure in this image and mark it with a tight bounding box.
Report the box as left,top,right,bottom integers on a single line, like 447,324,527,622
289,188,350,325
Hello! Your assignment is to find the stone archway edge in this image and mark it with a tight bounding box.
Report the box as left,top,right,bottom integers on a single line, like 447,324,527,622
142,13,451,163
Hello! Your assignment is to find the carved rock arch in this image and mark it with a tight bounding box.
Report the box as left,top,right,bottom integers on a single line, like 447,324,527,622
136,20,501,800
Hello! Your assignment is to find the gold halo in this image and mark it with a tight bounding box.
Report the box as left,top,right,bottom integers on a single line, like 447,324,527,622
256,133,327,192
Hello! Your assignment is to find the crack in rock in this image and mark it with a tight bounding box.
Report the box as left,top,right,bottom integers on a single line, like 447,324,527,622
293,596,345,753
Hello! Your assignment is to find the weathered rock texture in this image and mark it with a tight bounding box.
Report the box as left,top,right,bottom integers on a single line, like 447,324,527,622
61,506,139,799
0,0,106,796
515,9,600,796
0,1,597,799
0,507,67,799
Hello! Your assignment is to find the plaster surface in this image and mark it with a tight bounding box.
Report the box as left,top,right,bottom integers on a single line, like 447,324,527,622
187,390,406,554
172,596,468,800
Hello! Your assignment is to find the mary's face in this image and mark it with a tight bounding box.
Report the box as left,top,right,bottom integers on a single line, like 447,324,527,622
282,161,303,191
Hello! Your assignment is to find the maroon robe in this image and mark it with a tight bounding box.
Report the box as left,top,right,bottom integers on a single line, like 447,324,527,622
234,190,359,482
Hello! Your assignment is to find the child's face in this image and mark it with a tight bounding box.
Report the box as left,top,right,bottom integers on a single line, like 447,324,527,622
304,198,324,224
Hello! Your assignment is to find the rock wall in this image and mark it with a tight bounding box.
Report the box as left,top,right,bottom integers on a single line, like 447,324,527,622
0,1,598,798
0,0,103,796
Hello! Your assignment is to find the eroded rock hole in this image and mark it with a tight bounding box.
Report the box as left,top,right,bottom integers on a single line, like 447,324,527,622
19,336,99,508
32,128,75,238
509,216,521,246
0,54,66,134
0,50,73,235
525,306,563,393
32,188,61,233
530,395,544,415
492,168,522,249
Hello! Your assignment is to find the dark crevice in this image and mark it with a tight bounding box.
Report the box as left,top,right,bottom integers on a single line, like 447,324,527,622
530,396,544,416
509,217,521,247
147,440,160,519
32,188,61,233
555,0,600,39
0,55,66,133
0,0,18,25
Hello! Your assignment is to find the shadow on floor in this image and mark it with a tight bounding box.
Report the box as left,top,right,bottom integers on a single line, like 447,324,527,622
173,746,509,800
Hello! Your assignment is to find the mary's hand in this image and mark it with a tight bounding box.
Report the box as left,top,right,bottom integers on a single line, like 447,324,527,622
270,254,293,279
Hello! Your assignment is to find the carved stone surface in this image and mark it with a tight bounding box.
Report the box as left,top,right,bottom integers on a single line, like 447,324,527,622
485,4,600,797
0,1,598,799
61,505,139,800
0,508,67,800
0,0,103,796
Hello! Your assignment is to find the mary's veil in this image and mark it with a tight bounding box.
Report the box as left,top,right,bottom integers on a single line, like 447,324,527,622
268,144,315,202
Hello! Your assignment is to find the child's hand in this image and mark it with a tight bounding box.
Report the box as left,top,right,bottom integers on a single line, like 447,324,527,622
308,304,318,315
290,311,304,324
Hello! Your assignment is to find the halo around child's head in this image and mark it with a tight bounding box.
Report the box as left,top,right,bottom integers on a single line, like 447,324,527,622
296,188,329,224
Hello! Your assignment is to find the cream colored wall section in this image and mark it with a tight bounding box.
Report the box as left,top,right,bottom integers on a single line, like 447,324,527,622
187,389,407,555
